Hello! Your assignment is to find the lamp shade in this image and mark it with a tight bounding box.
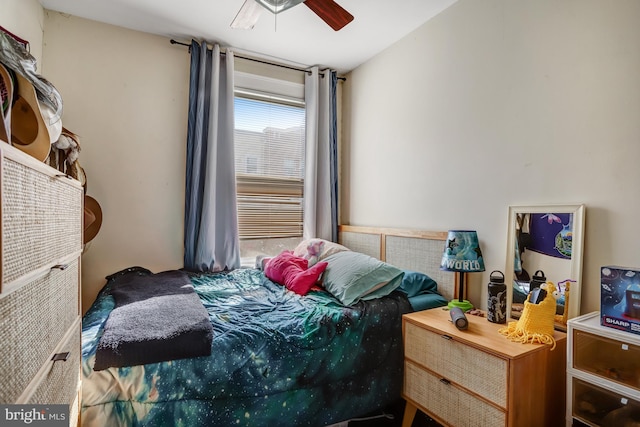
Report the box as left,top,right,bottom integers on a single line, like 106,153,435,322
440,230,485,273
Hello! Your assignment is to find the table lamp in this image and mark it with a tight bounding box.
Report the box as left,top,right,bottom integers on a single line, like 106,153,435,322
440,230,485,311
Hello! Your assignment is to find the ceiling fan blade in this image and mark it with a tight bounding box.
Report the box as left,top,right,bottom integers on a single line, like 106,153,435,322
231,0,263,29
303,0,354,31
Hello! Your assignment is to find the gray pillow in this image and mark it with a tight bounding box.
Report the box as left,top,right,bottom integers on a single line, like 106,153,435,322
322,251,404,306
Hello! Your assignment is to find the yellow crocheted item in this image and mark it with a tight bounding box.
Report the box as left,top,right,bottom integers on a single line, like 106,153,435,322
499,282,557,350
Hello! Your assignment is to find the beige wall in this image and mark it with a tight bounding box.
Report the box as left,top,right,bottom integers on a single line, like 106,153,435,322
7,0,638,316
41,12,190,312
0,0,44,65
342,0,640,314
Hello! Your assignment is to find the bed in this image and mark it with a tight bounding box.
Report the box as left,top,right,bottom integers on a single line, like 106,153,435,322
80,226,457,426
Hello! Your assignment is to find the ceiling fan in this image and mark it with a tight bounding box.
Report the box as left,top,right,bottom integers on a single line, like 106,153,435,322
231,0,354,31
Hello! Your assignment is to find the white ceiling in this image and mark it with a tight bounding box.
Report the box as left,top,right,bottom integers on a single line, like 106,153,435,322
38,0,457,74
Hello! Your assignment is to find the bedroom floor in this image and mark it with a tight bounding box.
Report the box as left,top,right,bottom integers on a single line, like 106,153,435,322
345,399,441,427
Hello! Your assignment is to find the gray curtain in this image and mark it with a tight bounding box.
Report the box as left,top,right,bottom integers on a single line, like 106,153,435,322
184,41,240,271
303,67,339,242
328,71,338,242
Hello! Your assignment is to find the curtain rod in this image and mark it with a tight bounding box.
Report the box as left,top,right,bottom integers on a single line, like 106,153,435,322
170,39,346,81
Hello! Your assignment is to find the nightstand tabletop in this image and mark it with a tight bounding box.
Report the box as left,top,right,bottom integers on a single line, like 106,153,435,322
403,307,566,360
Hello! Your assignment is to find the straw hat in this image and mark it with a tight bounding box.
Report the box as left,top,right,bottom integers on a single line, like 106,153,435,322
10,71,59,161
84,195,103,244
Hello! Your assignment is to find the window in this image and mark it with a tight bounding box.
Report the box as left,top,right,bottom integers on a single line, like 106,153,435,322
234,91,305,261
245,156,258,174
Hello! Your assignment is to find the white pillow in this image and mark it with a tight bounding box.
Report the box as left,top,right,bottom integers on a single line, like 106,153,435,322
293,239,350,266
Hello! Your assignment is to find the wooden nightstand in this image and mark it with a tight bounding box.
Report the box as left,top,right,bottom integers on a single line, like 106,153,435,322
402,308,567,427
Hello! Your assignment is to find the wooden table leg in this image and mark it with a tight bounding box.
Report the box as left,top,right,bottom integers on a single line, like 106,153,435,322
402,400,418,427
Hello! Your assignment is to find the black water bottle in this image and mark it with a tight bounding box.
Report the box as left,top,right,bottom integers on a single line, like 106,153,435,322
487,270,507,324
530,270,546,290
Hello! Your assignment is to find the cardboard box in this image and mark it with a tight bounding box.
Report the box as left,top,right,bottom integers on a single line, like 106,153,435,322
601,266,640,334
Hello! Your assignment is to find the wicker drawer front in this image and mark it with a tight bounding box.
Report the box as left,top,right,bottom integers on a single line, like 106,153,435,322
2,156,82,285
0,258,79,402
28,321,80,406
405,322,508,407
404,361,506,427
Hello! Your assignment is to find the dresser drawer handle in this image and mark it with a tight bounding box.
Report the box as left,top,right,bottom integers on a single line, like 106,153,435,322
439,378,451,386
53,173,73,181
51,264,68,271
52,352,70,362
441,334,453,340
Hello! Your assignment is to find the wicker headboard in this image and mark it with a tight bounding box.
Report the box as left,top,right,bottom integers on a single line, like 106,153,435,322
338,225,459,302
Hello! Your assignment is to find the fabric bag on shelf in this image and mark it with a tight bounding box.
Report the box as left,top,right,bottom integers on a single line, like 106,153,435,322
499,281,558,349
0,29,63,124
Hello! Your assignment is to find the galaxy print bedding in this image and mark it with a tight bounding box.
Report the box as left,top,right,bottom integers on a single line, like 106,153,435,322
81,268,414,427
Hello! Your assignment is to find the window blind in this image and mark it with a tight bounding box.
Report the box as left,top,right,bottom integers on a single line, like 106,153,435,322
234,95,305,239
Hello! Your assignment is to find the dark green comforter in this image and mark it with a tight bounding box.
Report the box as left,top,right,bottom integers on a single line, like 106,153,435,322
81,268,413,426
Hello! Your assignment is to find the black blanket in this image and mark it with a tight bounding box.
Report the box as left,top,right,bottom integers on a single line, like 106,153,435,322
93,269,213,371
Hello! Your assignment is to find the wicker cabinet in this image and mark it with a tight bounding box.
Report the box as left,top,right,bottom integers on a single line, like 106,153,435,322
402,308,566,427
567,311,640,426
0,143,83,426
